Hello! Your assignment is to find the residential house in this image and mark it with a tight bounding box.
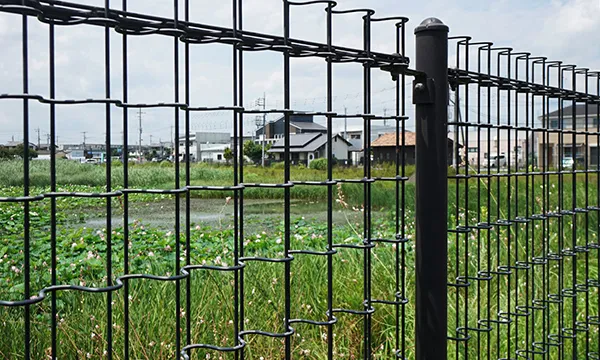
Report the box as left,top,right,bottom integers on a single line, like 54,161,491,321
342,124,398,165
268,133,352,167
178,132,231,163
459,130,537,168
255,114,326,146
538,104,600,168
371,131,459,165
61,143,108,162
4,141,38,150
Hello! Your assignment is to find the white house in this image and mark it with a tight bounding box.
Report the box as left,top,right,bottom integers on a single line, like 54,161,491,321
268,133,352,167
455,129,537,168
342,124,398,165
178,132,231,163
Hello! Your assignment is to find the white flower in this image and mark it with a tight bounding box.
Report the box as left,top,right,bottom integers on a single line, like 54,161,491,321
148,251,154,257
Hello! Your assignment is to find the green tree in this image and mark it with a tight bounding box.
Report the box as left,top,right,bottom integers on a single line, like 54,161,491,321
0,146,12,160
223,147,233,164
144,150,157,161
11,144,37,160
310,158,328,170
243,140,263,164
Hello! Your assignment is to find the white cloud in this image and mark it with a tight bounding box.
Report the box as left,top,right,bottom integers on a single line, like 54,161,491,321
0,0,599,144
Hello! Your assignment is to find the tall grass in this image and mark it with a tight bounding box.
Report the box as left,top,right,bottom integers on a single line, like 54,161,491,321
1,160,599,358
0,160,413,207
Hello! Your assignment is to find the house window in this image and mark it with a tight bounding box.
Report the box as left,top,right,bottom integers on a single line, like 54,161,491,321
468,147,478,153
217,154,222,160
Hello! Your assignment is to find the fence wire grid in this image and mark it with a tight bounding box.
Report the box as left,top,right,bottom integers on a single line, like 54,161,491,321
0,1,599,360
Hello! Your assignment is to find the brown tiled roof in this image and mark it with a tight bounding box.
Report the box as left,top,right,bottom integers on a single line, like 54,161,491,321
371,132,417,147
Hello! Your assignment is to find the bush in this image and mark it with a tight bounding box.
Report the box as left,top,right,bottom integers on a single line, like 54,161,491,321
309,158,328,170
271,161,285,169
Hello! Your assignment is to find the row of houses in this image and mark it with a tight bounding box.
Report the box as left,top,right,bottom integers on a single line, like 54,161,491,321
169,104,600,168
3,104,597,167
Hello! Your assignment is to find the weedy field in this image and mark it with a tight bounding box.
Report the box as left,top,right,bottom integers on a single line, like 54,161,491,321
0,161,599,358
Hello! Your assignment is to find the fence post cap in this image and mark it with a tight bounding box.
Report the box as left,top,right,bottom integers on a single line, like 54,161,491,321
415,17,448,34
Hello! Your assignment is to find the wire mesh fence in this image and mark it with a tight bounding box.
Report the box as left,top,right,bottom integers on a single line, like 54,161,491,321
0,1,599,360
0,1,411,359
447,40,600,359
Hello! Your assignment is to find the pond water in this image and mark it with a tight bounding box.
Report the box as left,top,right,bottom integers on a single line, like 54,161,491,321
80,198,386,232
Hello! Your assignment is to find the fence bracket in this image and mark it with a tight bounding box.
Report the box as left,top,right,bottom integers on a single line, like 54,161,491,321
412,77,436,105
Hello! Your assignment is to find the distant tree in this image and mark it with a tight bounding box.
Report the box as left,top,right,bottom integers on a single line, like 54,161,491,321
0,146,12,160
11,144,37,160
223,147,233,164
243,140,263,164
144,150,157,161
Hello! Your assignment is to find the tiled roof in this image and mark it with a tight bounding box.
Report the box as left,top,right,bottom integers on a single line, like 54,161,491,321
371,132,417,147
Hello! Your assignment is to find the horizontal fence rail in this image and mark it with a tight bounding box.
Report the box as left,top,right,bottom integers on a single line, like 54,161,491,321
1,1,599,360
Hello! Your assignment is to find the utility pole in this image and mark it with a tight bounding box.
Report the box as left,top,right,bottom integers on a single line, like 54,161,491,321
344,107,348,139
82,131,87,159
137,108,144,162
35,127,40,150
170,125,174,160
149,134,153,146
256,93,266,167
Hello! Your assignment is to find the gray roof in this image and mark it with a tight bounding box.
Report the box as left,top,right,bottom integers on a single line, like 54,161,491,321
290,121,326,131
269,133,351,153
269,133,320,153
348,139,363,152
544,104,600,118
4,141,37,148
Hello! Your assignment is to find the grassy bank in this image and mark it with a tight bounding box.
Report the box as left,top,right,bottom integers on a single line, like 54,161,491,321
1,160,600,358
0,160,413,208
0,182,599,358
0,159,413,188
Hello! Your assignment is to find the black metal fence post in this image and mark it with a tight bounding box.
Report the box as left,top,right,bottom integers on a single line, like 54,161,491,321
414,17,449,360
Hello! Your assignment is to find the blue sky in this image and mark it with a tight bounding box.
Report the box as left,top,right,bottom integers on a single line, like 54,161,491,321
0,0,599,145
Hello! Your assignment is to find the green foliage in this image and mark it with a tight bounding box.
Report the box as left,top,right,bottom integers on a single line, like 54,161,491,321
0,146,11,159
4,144,38,159
309,157,328,170
243,140,263,164
144,150,158,161
270,161,285,169
223,147,233,164
0,177,599,358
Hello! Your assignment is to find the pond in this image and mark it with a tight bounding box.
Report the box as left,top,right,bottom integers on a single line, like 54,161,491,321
80,198,390,233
